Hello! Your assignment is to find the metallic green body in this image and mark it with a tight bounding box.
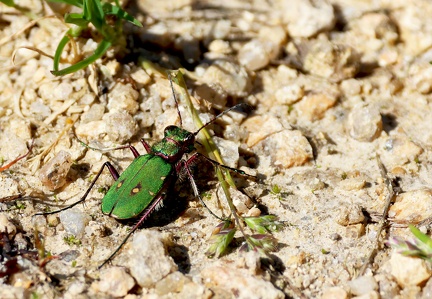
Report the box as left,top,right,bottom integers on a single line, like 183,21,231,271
101,155,174,219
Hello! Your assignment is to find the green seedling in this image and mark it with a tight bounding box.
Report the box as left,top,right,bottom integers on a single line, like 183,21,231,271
63,235,81,246
387,225,432,262
36,82,253,268
46,0,142,75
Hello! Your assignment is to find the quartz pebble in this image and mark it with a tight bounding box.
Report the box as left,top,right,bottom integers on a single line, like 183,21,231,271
38,150,72,191
107,83,139,114
124,230,177,288
389,189,432,224
212,137,239,168
243,115,285,147
274,84,304,105
0,285,26,299
59,208,91,238
303,41,360,82
103,111,138,143
348,276,378,296
348,104,382,142
382,136,423,167
92,267,135,297
201,261,284,299
336,204,365,226
238,38,281,71
408,61,432,94
297,92,338,121
202,61,251,97
154,271,190,295
389,252,432,287
321,287,348,299
394,4,432,56
0,214,17,239
80,104,105,124
252,130,313,169
279,0,335,38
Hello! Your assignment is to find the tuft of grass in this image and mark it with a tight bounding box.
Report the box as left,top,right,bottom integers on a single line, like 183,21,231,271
387,225,432,262
63,235,82,246
46,0,142,76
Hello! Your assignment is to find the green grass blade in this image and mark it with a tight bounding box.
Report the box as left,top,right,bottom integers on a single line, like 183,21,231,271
410,225,432,249
46,0,83,8
53,34,72,72
51,39,111,76
102,3,143,27
82,0,105,31
64,13,89,28
0,0,15,7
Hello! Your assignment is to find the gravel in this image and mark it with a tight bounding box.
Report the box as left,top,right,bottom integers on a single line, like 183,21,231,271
2,0,432,298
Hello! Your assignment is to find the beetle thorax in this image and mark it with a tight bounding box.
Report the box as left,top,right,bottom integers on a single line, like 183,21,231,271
151,126,195,163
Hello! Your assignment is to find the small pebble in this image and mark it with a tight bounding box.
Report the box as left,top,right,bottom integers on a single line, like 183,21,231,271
345,223,365,239
202,60,251,97
212,137,239,168
124,230,177,288
80,104,105,124
154,271,190,295
408,61,432,94
352,291,380,299
375,274,400,298
247,207,261,217
0,285,26,299
238,39,277,71
92,267,135,297
0,214,17,239
201,261,285,299
297,92,338,121
303,41,359,82
348,276,378,296
130,68,151,86
338,178,366,191
348,104,382,142
274,84,304,105
280,0,335,38
321,287,348,299
38,150,72,191
389,252,432,287
243,115,285,147
381,136,423,167
252,130,313,169
53,82,73,101
59,208,90,238
389,189,432,224
107,84,139,114
103,111,138,143
336,204,365,226
46,214,59,227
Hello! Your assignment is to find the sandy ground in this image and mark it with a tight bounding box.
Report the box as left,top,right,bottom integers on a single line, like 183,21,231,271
2,0,432,298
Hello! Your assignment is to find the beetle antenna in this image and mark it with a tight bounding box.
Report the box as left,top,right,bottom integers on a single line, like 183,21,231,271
168,72,183,126
194,103,251,136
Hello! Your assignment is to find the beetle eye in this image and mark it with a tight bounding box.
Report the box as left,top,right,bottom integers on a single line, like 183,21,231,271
164,125,176,136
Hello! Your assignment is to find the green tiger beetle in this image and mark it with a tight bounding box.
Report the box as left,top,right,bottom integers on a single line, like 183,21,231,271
36,87,253,268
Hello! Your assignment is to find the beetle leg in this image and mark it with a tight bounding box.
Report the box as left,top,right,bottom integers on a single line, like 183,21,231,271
128,145,140,158
34,162,120,216
140,138,152,154
98,193,166,269
178,155,226,221
195,153,257,179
